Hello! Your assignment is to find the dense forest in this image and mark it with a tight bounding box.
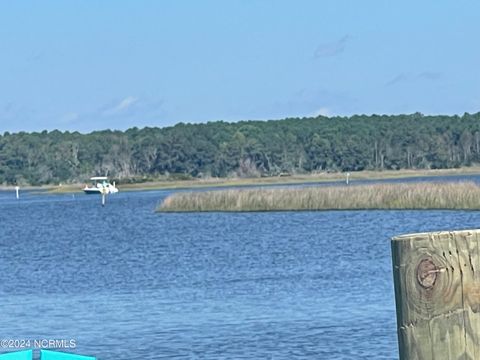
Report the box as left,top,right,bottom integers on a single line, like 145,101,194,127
1,112,480,185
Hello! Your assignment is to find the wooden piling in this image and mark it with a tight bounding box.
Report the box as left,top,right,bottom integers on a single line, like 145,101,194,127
391,230,480,359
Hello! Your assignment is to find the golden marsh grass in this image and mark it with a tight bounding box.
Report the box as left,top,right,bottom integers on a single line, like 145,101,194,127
157,182,480,212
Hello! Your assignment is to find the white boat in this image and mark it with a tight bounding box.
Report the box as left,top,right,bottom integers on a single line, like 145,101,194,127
83,176,119,195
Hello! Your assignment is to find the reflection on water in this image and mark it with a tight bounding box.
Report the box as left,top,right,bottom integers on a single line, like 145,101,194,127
0,180,480,359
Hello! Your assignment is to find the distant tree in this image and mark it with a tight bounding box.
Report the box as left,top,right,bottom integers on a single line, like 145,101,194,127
2,112,480,184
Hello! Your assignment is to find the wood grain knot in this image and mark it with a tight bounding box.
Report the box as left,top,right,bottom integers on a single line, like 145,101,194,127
417,258,438,289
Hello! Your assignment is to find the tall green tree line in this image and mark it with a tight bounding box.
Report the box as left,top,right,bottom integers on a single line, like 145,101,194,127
1,112,480,185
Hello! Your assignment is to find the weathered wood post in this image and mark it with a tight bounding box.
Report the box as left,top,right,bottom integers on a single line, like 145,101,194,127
392,230,480,359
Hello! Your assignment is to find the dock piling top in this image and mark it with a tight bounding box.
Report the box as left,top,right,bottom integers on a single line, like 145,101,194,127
392,229,480,359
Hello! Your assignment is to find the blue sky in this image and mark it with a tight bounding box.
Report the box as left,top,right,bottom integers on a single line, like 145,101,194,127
1,1,479,133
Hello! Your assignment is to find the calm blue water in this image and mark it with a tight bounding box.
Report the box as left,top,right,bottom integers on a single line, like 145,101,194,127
1,178,480,359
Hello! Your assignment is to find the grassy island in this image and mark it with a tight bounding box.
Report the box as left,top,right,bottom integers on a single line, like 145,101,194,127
157,182,480,212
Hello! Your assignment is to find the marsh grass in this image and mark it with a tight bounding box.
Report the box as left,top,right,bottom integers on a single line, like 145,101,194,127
157,182,480,212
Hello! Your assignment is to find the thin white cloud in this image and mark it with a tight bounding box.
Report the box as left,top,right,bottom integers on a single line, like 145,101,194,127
266,88,355,119
102,96,139,116
64,95,168,131
311,107,332,117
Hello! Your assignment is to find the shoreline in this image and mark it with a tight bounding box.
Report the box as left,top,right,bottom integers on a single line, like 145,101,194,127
2,166,480,194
